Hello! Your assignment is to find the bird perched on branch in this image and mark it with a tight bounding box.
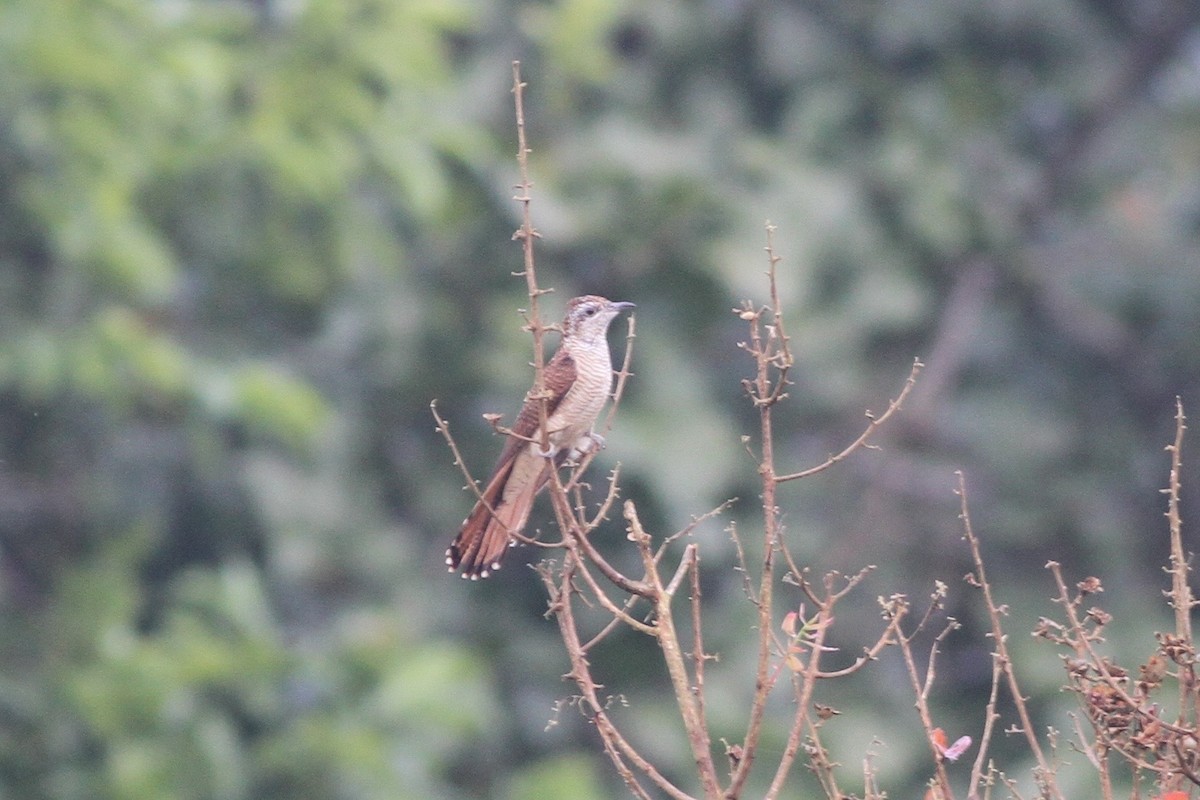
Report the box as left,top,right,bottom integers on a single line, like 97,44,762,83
447,295,635,579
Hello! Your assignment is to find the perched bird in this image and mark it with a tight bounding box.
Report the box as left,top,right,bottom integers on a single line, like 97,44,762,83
447,295,635,579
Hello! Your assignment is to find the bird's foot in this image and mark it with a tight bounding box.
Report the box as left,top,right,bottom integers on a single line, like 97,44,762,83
563,432,605,465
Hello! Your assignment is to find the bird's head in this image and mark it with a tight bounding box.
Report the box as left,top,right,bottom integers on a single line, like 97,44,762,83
561,295,636,343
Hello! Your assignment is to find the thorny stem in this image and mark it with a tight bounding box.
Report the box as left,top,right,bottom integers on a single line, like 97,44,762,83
727,227,788,798
626,504,723,799
1031,404,1200,795
958,471,1065,800
510,61,554,455
430,400,495,510
776,358,922,483
544,556,692,800
509,64,718,800
803,720,842,799
767,591,834,798
968,653,1004,800
689,549,713,743
1164,398,1192,725
897,610,958,800
549,471,651,598
727,224,913,798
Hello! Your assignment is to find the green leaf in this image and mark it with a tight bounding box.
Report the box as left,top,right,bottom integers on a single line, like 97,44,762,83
506,755,606,800
231,364,329,448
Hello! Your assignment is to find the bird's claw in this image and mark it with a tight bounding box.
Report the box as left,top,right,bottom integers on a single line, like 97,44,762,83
562,432,606,466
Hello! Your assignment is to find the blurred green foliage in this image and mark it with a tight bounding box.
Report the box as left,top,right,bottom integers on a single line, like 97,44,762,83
1,0,1199,797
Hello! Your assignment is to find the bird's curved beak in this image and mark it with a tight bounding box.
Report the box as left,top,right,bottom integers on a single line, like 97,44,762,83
611,301,636,312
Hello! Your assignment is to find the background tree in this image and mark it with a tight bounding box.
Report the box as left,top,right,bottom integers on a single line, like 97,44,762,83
1,0,1199,797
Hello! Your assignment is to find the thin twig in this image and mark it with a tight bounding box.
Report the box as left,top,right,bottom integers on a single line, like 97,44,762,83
658,499,737,555
431,399,520,540
766,585,837,798
776,358,923,482
728,226,790,798
601,314,638,434
544,556,695,800
688,547,713,753
1164,398,1192,725
958,471,1064,800
549,470,652,598
897,608,958,800
582,591,647,652
626,503,723,799
509,61,554,455
967,654,1004,800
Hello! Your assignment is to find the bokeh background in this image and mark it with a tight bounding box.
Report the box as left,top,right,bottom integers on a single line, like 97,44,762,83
2,0,1199,797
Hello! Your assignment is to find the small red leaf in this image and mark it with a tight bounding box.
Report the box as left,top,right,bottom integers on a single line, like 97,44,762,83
931,728,972,761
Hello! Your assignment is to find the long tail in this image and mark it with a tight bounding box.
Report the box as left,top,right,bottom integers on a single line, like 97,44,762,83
446,455,552,579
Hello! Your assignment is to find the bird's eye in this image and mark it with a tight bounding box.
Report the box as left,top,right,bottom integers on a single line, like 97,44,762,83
584,306,597,316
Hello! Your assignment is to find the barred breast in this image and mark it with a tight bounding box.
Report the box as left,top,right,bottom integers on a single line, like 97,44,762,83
546,335,614,448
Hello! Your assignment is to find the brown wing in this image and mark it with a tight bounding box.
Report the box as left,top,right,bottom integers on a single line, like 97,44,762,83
446,348,577,578
493,348,577,466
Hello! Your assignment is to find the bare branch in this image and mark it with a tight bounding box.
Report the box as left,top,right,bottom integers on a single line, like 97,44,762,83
896,606,956,800
659,499,737,554
582,591,648,652
1164,398,1193,724
959,471,1065,799
550,472,653,598
766,597,835,797
601,313,638,435
815,605,903,680
431,399,524,543
688,547,714,757
777,358,923,482
543,556,697,800
967,653,1004,800
430,400,486,504
618,502,722,798
564,548,656,635
728,224,792,797
726,520,759,605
